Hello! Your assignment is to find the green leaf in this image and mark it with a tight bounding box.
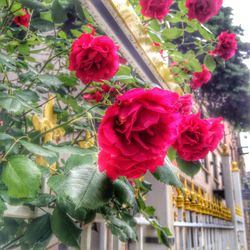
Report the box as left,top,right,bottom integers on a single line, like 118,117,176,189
14,90,39,103
204,55,216,72
0,133,14,141
44,144,97,157
162,28,183,41
70,29,83,38
73,0,85,20
19,0,46,10
167,147,176,161
116,65,131,76
58,197,96,223
148,19,161,31
0,0,7,7
38,74,63,88
65,154,95,172
51,206,81,248
51,0,67,23
176,156,202,177
20,140,58,160
61,165,113,209
23,214,52,248
0,199,7,216
0,94,28,113
0,52,16,70
113,179,135,205
58,30,67,39
2,155,41,198
18,44,30,56
152,159,182,188
10,2,24,16
48,175,65,194
25,193,55,207
107,216,137,242
31,18,54,32
198,24,214,41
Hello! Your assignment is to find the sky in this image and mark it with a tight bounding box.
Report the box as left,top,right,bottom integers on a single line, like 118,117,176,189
223,0,250,68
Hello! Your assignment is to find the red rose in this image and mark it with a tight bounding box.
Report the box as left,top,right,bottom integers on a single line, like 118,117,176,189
173,113,224,161
210,32,237,61
140,0,173,20
99,151,165,180
13,9,30,28
98,88,182,180
178,94,193,115
206,117,224,151
190,64,212,89
186,0,222,23
83,91,103,103
69,33,119,84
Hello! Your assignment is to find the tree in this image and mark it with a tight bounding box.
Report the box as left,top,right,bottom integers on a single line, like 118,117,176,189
201,7,250,130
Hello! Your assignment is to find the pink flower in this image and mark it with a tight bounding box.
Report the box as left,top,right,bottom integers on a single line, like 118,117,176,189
190,64,212,89
173,113,224,161
186,0,223,23
13,9,30,28
210,32,237,61
98,88,182,180
178,94,193,115
140,0,173,20
69,33,119,84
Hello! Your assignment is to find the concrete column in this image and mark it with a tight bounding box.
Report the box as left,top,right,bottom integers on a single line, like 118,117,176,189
221,152,239,250
231,162,248,250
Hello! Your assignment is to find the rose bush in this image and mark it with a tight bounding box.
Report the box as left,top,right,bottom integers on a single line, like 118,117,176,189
69,33,119,84
0,0,233,248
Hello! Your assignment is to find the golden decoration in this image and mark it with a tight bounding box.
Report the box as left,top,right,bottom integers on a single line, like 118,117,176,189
35,155,57,175
231,161,239,172
107,0,183,93
190,182,197,212
176,188,184,209
78,130,95,149
32,95,65,143
221,143,229,156
183,179,190,210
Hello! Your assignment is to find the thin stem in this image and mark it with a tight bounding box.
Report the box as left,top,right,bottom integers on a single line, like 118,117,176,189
21,96,57,117
1,136,28,161
39,50,68,74
74,82,91,99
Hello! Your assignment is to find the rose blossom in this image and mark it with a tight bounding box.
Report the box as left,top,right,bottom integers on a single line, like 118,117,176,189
210,32,237,61
178,94,193,115
190,64,212,89
173,113,224,161
186,0,223,23
140,0,173,20
69,33,119,84
13,9,30,28
98,88,183,180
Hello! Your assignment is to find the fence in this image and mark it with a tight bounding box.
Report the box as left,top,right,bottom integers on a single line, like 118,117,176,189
173,181,236,250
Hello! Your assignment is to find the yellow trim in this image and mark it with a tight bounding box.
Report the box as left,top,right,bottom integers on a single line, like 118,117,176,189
231,161,239,172
106,0,182,93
